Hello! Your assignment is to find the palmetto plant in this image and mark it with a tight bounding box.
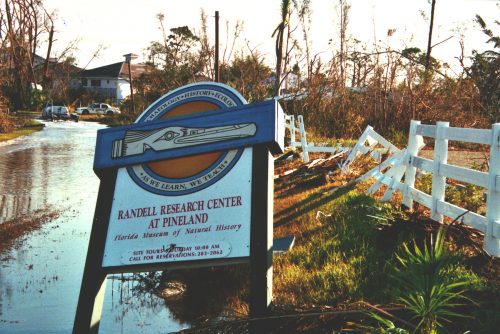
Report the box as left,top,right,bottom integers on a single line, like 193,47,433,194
392,228,472,333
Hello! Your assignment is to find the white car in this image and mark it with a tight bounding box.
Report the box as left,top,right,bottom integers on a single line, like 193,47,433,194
42,105,79,121
75,103,121,115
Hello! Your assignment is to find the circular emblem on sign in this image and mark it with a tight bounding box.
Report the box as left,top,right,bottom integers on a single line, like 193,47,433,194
127,82,247,196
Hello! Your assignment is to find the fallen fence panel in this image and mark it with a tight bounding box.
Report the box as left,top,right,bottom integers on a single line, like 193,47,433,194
342,125,400,172
285,114,348,161
358,149,406,182
411,156,433,172
409,187,433,209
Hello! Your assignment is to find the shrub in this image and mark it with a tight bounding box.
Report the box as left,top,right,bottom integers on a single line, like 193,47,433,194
390,228,476,333
0,113,13,133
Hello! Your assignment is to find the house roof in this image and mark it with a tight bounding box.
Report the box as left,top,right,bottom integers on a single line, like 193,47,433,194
80,61,147,80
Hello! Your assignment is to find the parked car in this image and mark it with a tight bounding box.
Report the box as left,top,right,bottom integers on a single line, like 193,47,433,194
42,104,79,122
75,103,121,115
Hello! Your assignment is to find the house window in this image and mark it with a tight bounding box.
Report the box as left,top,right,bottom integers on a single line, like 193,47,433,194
107,80,110,84
81,78,88,86
91,79,101,87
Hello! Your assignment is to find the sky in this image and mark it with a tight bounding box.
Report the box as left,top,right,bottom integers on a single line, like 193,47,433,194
43,0,499,73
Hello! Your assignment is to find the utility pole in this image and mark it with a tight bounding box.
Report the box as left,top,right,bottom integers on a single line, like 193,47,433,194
123,53,138,113
215,11,220,82
425,0,437,72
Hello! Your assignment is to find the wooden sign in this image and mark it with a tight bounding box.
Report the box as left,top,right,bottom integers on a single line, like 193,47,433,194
74,82,284,333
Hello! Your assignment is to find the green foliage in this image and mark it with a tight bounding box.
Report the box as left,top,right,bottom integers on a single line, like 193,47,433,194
0,121,43,141
466,16,500,122
347,312,410,334
401,47,440,73
135,25,206,106
445,183,485,214
274,189,404,305
220,53,273,102
401,47,422,59
28,89,48,110
391,228,475,333
274,161,494,330
415,174,486,215
387,129,408,148
368,312,410,334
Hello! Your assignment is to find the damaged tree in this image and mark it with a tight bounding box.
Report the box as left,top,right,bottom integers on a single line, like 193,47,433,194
1,0,56,109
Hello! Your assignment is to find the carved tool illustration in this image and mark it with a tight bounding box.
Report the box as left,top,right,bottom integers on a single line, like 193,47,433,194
112,123,257,158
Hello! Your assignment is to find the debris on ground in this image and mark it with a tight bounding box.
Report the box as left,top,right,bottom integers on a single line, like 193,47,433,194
0,207,61,253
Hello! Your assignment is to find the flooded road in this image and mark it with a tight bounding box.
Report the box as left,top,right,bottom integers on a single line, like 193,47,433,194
0,121,187,333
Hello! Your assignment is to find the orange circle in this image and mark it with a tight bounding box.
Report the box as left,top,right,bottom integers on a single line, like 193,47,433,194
146,101,223,179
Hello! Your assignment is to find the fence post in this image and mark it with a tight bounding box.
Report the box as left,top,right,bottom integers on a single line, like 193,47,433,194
485,123,500,256
290,115,296,149
403,120,422,209
430,121,449,222
297,115,309,163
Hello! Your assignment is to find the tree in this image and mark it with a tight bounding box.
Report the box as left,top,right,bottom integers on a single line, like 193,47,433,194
1,0,56,109
198,9,214,81
338,0,350,85
465,15,499,122
272,0,291,96
221,51,273,102
136,22,204,107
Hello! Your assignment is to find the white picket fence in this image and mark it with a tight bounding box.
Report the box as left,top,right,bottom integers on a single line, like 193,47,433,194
284,114,345,163
283,113,500,256
364,120,500,257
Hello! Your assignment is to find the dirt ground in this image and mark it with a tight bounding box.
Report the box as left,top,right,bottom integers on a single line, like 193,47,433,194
418,149,489,169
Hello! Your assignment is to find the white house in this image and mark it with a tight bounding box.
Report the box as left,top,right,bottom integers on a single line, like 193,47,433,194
78,56,146,104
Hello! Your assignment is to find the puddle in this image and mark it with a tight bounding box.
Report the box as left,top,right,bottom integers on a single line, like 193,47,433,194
0,121,187,333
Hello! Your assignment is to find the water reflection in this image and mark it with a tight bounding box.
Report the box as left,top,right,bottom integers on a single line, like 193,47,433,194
0,122,90,223
101,273,189,333
163,266,249,325
101,267,249,333
0,121,187,333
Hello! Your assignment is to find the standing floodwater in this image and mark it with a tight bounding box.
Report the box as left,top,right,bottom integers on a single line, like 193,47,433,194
0,121,187,333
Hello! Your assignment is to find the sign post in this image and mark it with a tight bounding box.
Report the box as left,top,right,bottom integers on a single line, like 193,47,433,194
73,83,284,333
250,145,274,317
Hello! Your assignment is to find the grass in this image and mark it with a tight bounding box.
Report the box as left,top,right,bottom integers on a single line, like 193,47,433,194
0,111,45,142
78,113,134,127
274,184,403,306
271,153,499,332
0,120,44,142
415,173,487,216
87,146,498,332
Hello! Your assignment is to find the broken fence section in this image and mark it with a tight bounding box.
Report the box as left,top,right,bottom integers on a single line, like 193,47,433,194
341,125,400,173
350,120,500,257
284,114,347,163
281,113,499,256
